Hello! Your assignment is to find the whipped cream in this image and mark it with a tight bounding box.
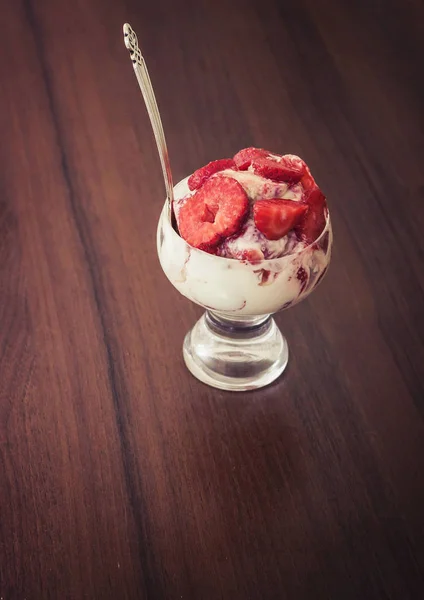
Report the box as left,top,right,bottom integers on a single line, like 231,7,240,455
157,176,332,316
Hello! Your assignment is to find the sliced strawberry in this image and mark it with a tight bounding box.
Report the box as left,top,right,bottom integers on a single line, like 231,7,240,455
251,154,306,183
178,177,249,250
253,199,307,240
300,168,316,193
233,147,269,170
178,201,221,251
295,187,327,244
239,248,264,263
188,158,237,191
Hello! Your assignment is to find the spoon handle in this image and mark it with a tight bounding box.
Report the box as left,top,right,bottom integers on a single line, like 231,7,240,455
123,23,174,206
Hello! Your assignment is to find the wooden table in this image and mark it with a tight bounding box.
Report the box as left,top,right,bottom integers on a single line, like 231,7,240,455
1,0,423,598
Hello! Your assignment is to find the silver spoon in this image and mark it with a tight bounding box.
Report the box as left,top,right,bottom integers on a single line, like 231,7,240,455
123,23,174,214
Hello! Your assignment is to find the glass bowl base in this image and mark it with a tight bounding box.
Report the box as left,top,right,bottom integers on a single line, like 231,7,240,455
182,311,288,392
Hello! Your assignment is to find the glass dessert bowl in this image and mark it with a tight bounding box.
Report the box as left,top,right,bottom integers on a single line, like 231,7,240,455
157,148,333,391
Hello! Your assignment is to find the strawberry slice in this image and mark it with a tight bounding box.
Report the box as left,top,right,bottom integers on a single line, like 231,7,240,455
251,154,306,184
188,158,237,191
239,248,264,262
295,187,327,244
233,147,269,170
178,177,249,251
300,168,316,193
253,199,307,240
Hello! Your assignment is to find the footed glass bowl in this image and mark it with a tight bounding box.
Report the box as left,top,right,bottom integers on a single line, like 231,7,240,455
157,178,333,391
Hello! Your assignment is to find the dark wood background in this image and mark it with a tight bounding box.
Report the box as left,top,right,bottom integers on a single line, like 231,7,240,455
1,0,423,598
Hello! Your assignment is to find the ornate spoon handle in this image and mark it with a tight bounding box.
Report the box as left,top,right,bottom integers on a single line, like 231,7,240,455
123,23,174,208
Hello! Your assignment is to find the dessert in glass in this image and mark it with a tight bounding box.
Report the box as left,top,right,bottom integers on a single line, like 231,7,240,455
158,147,332,391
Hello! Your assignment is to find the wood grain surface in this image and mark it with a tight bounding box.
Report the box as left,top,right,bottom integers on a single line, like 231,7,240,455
1,0,424,598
